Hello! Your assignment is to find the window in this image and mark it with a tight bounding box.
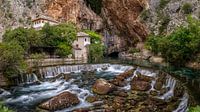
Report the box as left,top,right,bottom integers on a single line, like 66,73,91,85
76,44,79,47
85,38,87,42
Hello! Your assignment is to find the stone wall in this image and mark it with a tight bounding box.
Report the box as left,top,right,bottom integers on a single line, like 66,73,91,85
26,58,87,67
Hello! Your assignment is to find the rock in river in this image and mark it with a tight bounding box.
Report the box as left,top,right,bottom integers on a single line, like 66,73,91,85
39,91,80,111
92,78,115,95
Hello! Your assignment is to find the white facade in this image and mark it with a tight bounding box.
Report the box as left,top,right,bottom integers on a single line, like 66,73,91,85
32,18,58,29
73,32,91,60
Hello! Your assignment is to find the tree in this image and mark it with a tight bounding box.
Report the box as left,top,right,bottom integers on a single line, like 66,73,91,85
0,41,26,78
145,16,200,66
84,30,101,44
88,43,104,63
40,23,77,47
3,27,41,52
55,43,72,57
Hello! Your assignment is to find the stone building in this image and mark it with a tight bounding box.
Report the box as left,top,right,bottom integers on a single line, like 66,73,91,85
73,32,91,60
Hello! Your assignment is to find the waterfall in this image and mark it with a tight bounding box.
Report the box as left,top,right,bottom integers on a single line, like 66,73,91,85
173,93,188,112
19,73,39,85
39,64,133,79
158,76,176,100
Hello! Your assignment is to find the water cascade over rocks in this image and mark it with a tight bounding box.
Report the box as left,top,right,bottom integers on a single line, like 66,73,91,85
0,64,192,112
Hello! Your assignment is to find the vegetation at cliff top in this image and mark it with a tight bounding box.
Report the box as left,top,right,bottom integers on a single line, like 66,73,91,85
182,3,193,14
145,16,200,66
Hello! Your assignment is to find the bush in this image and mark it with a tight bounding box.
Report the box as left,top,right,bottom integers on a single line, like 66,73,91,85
145,16,200,66
182,3,193,14
41,23,77,47
84,30,101,44
0,103,13,112
0,41,26,78
3,27,41,52
189,106,200,112
89,43,104,63
55,43,72,57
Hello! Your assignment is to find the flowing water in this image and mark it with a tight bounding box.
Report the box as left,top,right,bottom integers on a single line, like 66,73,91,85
0,64,190,112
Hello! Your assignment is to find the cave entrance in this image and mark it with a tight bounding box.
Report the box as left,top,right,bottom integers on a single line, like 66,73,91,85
108,52,119,58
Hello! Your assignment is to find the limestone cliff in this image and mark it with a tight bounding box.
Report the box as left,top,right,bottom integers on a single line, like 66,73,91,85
45,0,103,31
0,0,199,52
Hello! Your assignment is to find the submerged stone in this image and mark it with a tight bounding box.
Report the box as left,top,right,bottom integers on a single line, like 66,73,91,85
92,78,115,95
39,91,80,111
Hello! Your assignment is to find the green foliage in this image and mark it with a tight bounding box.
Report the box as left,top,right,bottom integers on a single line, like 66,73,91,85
40,23,77,47
182,3,193,14
3,23,76,57
84,30,101,44
89,43,104,63
145,16,200,66
85,0,102,14
0,103,13,112
3,27,41,52
0,41,26,78
55,43,72,57
189,106,200,112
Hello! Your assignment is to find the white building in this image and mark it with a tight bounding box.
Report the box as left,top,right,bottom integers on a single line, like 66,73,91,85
32,16,59,29
73,32,91,60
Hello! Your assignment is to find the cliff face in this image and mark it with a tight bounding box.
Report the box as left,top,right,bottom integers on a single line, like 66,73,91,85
101,0,149,54
45,0,103,31
0,0,46,41
140,0,200,35
102,0,148,42
0,0,199,53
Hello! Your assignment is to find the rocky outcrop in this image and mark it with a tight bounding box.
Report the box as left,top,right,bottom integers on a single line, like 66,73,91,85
141,0,200,35
131,74,152,91
39,91,80,111
92,78,115,95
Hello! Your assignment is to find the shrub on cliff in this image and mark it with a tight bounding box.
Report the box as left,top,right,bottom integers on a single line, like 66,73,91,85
145,16,200,66
182,3,193,14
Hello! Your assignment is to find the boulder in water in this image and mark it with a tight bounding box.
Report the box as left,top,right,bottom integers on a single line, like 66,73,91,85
39,91,80,111
131,74,152,91
92,79,115,95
